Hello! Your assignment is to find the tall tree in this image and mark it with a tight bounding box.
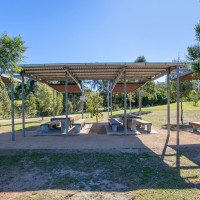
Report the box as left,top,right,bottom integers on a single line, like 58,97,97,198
55,91,63,115
0,84,11,118
87,93,103,122
171,81,193,124
25,92,37,117
0,33,26,78
134,56,147,63
187,22,200,77
35,83,53,120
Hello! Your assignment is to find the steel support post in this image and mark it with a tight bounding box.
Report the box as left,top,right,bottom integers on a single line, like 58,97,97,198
167,68,170,136
177,66,180,146
53,89,55,118
22,71,25,137
139,87,142,115
107,81,109,119
82,81,83,119
110,90,112,118
130,92,131,113
124,70,127,136
65,71,68,136
11,77,15,141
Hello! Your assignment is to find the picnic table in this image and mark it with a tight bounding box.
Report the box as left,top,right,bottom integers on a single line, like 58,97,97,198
51,114,79,133
117,114,142,131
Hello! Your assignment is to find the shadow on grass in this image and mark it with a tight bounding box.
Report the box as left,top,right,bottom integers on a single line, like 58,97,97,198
169,144,200,189
0,140,197,193
0,123,198,198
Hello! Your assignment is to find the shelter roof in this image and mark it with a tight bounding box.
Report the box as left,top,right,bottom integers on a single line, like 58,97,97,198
112,82,144,93
172,71,199,81
0,74,21,84
49,83,81,93
21,62,189,84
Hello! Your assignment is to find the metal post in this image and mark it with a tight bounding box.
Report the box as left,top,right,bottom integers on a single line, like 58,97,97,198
139,87,142,115
124,70,127,136
107,81,109,119
82,81,83,119
110,90,112,118
130,92,131,113
22,71,25,137
167,68,170,136
11,76,15,141
177,66,180,146
65,71,68,136
53,89,55,118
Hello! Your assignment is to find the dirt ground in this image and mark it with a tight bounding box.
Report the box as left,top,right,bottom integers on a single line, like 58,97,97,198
0,121,199,155
0,122,200,200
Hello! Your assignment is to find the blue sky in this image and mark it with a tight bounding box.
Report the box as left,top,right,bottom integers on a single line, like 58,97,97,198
0,1,200,67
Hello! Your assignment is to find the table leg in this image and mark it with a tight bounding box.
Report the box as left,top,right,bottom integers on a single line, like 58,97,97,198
127,119,131,129
131,119,136,132
61,119,65,133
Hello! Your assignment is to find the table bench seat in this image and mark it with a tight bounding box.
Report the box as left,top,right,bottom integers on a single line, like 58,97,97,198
189,122,200,131
136,119,152,132
40,120,61,133
108,118,121,132
73,119,86,133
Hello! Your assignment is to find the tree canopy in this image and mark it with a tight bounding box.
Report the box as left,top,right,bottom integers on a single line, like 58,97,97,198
87,93,103,121
0,33,27,78
187,22,200,77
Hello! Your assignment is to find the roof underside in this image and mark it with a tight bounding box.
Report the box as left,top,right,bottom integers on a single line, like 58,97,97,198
49,84,82,93
173,71,199,81
112,83,144,93
21,63,189,83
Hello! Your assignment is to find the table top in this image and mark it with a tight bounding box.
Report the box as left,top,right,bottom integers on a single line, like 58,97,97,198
117,114,141,119
51,114,79,121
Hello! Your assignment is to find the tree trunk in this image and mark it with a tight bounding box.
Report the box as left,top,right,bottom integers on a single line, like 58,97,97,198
181,97,183,125
42,111,44,120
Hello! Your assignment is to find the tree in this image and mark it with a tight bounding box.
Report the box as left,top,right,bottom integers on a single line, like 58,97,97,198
0,33,26,78
36,83,53,120
83,87,92,114
0,84,11,118
134,56,147,63
87,93,103,122
55,91,63,115
25,92,37,117
190,90,198,106
187,22,200,78
142,82,157,106
171,81,193,124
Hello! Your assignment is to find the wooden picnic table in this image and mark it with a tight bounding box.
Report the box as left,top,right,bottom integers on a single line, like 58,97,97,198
117,114,142,131
51,114,79,133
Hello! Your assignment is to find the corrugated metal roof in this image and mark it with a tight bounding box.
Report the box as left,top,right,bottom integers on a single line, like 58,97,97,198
49,84,82,93
112,83,144,93
21,62,190,82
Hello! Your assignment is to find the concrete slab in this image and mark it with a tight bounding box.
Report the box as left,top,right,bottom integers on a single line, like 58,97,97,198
105,124,159,135
33,124,91,136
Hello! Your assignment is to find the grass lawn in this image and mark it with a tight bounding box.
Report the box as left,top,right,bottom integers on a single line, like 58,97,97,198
0,151,199,199
1,101,200,132
0,117,51,133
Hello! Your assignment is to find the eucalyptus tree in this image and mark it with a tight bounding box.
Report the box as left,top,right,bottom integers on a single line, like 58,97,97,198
0,33,26,78
187,22,200,76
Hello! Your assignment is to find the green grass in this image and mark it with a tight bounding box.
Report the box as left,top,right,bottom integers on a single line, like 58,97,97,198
1,101,200,132
0,151,199,199
0,117,51,133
